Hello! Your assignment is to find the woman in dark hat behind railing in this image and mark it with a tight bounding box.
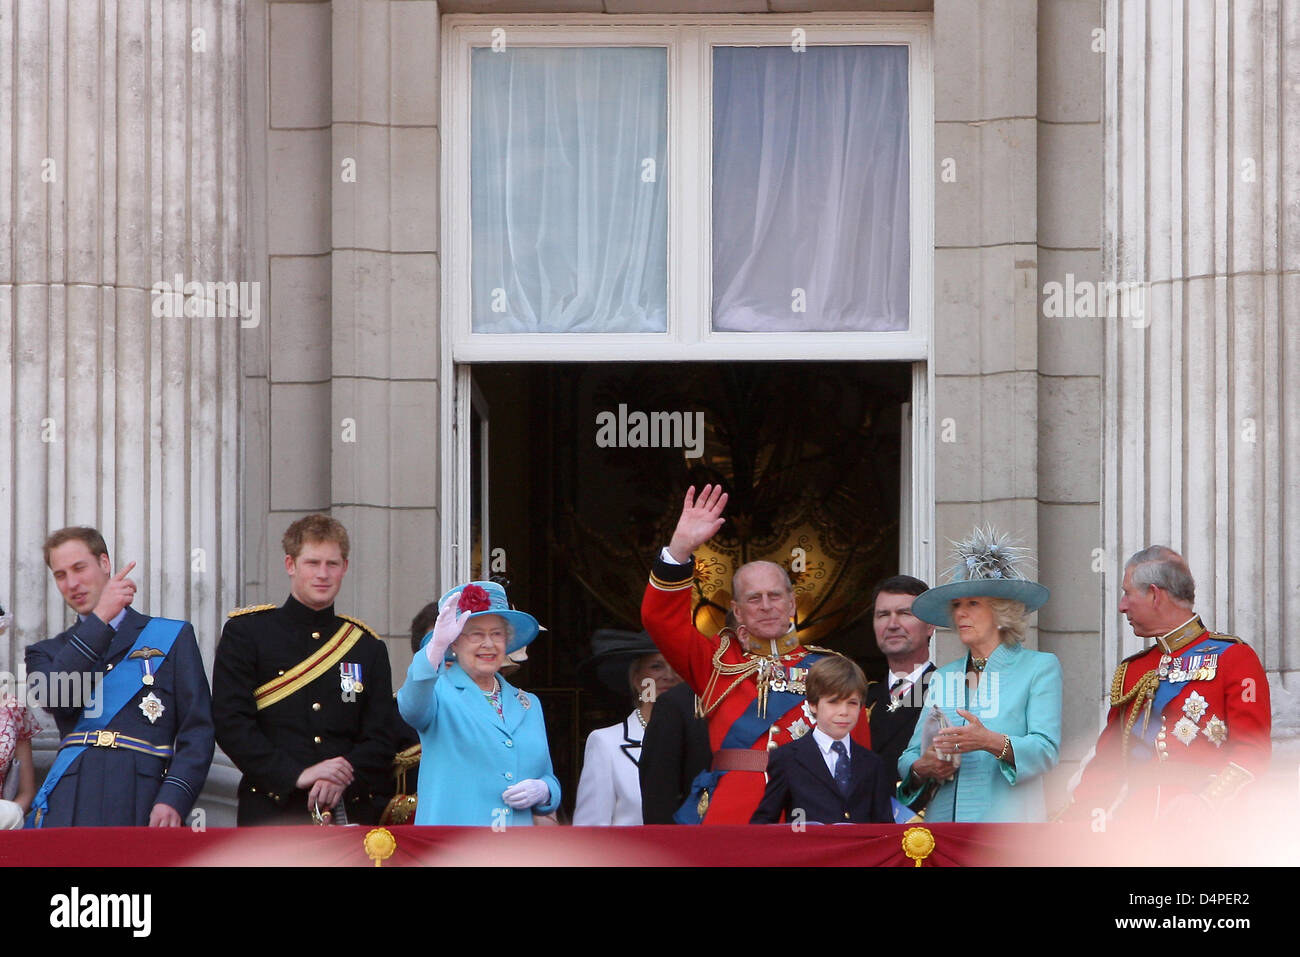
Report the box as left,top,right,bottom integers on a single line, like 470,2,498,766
396,581,559,826
573,630,681,826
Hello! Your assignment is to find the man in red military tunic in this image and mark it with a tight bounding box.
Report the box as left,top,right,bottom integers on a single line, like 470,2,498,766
641,485,870,824
1069,546,1271,825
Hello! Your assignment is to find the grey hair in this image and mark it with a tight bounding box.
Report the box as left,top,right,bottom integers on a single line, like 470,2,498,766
731,561,794,599
1125,546,1195,608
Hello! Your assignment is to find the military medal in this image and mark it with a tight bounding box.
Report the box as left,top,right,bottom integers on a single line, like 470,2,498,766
788,666,807,695
1196,653,1218,681
139,691,166,724
129,646,164,686
1157,654,1172,678
888,678,915,713
339,662,363,694
768,659,788,693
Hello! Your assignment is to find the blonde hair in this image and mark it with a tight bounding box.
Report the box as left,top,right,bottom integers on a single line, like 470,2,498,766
987,598,1028,644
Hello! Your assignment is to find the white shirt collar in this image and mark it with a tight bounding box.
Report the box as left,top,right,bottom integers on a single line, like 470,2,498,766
889,661,931,686
811,726,850,757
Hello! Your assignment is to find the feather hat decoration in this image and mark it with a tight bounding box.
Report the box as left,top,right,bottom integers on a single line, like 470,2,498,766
911,526,1049,628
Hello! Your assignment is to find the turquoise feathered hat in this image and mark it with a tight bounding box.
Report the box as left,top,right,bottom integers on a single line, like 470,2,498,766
911,527,1049,628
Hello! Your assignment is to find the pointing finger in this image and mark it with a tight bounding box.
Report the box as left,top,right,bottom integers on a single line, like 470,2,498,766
114,560,137,581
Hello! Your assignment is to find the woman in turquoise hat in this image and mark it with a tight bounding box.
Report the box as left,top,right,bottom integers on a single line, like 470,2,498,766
898,528,1063,822
396,581,560,826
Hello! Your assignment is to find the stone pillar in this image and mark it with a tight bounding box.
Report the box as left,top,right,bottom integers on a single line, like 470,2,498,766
932,0,1042,669
0,0,243,680
1036,0,1105,772
329,0,440,680
1104,0,1299,743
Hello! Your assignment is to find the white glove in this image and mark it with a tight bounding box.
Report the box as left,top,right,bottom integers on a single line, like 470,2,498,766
501,779,549,810
424,602,470,666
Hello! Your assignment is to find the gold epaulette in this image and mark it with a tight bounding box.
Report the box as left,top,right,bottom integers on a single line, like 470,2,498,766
1108,659,1133,706
1211,632,1244,644
338,613,380,640
803,645,844,659
227,603,277,618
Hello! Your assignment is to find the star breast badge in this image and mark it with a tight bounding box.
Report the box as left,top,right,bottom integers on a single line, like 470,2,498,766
139,691,166,724
1171,716,1199,747
1201,715,1228,748
1181,690,1208,722
787,718,810,740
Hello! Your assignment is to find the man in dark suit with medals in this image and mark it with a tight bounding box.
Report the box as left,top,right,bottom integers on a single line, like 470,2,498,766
212,515,395,825
864,576,935,793
25,527,214,827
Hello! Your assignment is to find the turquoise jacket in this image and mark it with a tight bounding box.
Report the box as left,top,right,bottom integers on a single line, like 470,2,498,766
898,643,1062,822
397,656,560,826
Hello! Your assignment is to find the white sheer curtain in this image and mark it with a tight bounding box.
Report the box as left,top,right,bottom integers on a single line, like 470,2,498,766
712,45,910,333
471,47,668,334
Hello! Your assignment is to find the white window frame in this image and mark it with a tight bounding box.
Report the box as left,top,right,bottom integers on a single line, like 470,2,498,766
441,13,933,362
439,13,935,590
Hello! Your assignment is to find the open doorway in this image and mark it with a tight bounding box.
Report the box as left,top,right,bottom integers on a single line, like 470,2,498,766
465,360,912,819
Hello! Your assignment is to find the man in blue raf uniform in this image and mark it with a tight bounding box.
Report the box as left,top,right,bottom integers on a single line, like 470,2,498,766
25,527,214,827
212,515,395,825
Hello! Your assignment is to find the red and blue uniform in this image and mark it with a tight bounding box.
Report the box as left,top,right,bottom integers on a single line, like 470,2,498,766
641,556,870,824
1070,615,1271,822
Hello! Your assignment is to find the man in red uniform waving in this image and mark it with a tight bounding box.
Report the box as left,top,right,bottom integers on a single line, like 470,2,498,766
1069,546,1271,825
641,485,870,824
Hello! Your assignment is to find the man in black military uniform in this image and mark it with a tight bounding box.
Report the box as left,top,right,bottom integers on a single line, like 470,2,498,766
212,515,395,825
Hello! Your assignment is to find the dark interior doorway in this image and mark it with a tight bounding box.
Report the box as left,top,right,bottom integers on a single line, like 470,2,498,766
468,360,911,820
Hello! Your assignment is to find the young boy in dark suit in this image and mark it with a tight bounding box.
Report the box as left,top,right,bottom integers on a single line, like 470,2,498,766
751,656,893,824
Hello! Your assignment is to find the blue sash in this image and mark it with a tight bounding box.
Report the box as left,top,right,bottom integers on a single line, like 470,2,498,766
673,652,831,824
26,617,185,828
1137,636,1235,751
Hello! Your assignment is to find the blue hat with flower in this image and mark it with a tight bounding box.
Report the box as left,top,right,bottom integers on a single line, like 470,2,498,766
911,527,1050,628
419,580,540,657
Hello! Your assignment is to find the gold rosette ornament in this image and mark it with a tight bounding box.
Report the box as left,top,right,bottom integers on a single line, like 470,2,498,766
364,827,397,867
901,826,935,867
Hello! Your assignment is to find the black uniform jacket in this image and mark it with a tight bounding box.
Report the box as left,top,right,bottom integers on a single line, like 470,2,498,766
637,680,711,824
212,596,395,825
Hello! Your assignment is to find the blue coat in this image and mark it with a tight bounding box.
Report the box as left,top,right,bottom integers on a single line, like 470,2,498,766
397,656,560,826
898,643,1062,822
24,607,214,826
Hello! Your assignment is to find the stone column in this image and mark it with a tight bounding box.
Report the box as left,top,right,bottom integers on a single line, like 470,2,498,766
1104,0,1299,743
329,0,440,680
0,0,243,680
932,0,1042,670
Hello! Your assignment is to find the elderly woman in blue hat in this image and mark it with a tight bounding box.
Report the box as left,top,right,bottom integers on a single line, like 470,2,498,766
396,581,560,826
897,528,1062,822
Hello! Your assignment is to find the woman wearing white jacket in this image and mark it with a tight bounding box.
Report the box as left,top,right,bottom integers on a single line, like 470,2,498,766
573,630,680,826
